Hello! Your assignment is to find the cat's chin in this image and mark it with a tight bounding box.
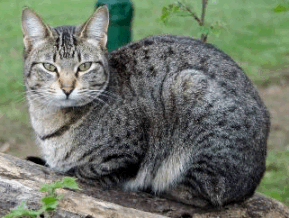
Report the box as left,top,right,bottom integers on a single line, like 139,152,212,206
53,99,92,109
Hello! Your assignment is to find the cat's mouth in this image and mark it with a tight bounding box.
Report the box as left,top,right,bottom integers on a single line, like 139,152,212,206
53,89,85,108
53,94,89,108
57,99,79,108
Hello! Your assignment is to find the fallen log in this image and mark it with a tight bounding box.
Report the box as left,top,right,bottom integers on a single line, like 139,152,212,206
0,152,288,218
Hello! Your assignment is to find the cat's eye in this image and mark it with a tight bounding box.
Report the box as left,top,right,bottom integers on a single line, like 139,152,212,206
43,63,57,72
78,62,92,72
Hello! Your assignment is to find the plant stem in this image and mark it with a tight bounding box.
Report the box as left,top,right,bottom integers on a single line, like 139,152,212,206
201,0,208,42
178,1,202,25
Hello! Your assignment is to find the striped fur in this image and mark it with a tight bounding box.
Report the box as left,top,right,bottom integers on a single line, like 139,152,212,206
21,7,270,208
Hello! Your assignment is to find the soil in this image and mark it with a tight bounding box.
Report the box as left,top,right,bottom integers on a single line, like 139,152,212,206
258,84,289,151
1,84,288,158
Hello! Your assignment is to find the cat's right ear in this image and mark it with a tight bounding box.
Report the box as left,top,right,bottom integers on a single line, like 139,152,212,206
21,7,54,49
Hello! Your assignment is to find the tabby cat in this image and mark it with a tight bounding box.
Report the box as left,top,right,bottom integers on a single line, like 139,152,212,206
21,6,270,207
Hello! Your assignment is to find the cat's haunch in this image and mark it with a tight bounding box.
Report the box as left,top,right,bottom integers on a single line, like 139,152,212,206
21,6,270,208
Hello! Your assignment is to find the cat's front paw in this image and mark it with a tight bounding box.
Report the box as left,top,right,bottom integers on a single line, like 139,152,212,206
68,164,123,188
163,184,211,208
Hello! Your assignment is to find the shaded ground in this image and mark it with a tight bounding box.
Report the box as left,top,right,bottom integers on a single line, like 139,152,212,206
0,114,38,158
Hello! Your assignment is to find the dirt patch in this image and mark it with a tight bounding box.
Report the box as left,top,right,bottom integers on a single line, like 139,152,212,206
0,116,39,159
258,84,289,151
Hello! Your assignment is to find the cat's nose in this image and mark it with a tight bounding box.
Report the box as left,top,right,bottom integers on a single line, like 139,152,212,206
62,87,73,97
60,77,76,98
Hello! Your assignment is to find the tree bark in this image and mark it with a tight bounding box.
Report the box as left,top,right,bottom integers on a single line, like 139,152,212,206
0,152,289,218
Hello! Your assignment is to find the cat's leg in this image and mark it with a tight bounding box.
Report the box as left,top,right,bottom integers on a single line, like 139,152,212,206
148,151,211,207
162,149,264,208
160,69,266,207
161,184,211,208
69,154,141,187
66,102,148,187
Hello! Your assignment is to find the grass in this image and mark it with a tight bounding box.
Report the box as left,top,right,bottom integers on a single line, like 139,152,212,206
257,148,289,206
133,0,289,84
1,0,289,112
0,0,288,207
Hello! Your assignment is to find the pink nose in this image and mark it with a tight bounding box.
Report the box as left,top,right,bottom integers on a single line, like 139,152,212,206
62,87,73,96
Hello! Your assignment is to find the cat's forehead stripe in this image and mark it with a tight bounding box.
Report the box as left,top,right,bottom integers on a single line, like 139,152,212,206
53,25,77,59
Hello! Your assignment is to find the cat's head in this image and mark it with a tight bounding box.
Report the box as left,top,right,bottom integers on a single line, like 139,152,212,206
21,6,109,108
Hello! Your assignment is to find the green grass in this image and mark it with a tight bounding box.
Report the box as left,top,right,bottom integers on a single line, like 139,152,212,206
0,0,288,109
258,148,289,206
0,0,288,207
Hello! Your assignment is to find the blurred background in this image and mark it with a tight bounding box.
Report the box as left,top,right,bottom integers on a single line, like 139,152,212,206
0,0,288,206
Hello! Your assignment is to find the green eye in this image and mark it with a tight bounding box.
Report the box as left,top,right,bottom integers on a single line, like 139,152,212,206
43,63,57,72
78,62,92,72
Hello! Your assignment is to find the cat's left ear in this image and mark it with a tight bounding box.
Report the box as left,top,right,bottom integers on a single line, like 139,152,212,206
77,6,109,48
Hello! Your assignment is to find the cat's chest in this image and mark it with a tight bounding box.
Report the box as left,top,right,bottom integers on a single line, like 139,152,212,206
39,129,77,171
37,110,98,171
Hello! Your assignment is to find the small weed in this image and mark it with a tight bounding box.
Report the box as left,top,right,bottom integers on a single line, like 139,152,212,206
4,177,80,218
272,0,289,13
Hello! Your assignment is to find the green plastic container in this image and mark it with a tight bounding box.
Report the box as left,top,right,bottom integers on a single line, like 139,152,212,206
96,0,133,51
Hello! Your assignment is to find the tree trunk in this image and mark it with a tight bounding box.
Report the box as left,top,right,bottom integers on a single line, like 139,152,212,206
0,152,288,218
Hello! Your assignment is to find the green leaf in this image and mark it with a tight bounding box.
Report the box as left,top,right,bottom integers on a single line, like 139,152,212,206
168,4,180,12
160,7,170,24
3,202,39,218
39,184,50,192
273,4,289,13
160,4,181,24
42,196,59,210
62,177,80,190
4,178,79,218
57,193,65,200
40,177,79,192
162,6,168,14
40,183,56,193
270,192,283,201
53,181,66,189
199,26,211,34
174,11,191,17
211,28,221,37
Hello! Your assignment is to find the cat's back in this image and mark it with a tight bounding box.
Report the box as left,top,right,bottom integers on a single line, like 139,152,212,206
109,34,240,74
108,35,270,198
108,35,270,148
109,35,267,111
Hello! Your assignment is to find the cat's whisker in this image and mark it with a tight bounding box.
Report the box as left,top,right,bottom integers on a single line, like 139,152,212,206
28,94,53,106
15,97,28,105
15,80,26,87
